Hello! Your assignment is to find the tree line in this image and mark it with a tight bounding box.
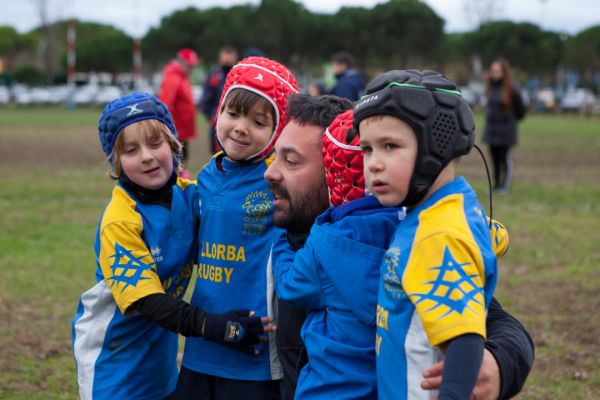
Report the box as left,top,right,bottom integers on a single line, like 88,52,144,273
1,0,599,88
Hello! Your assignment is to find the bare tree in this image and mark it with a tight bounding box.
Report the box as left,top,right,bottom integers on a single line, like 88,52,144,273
32,0,55,84
463,0,507,29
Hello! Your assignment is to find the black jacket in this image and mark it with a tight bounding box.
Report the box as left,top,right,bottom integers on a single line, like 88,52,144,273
484,82,526,147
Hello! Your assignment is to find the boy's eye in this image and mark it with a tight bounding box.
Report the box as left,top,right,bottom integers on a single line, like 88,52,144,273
255,120,267,127
124,147,137,154
360,145,372,154
150,140,163,148
384,143,399,150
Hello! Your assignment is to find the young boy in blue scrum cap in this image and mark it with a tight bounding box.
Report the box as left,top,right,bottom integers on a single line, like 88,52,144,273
72,92,267,400
354,70,507,399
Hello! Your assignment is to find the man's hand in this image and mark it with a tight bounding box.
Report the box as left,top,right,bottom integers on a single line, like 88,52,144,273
421,349,501,400
202,310,275,355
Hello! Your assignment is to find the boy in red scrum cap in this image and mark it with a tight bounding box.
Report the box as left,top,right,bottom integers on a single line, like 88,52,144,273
270,110,404,398
175,57,300,400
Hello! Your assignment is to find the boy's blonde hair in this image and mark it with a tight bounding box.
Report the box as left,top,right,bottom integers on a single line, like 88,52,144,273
109,119,182,180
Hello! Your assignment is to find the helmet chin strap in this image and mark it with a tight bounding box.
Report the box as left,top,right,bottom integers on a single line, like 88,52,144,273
473,144,493,230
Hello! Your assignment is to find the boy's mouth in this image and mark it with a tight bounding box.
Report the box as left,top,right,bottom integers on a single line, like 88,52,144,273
144,166,160,174
370,179,388,191
230,136,249,146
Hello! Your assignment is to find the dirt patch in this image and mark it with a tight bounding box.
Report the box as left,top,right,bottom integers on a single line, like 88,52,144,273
459,146,600,183
501,276,600,398
0,297,73,381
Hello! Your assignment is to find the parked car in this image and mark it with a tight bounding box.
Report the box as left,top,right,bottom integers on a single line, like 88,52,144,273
95,85,122,105
0,86,10,105
560,88,598,113
73,85,98,105
534,88,557,112
29,87,53,104
12,85,32,105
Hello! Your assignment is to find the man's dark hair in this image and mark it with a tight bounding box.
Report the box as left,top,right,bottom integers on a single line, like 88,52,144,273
286,94,353,129
332,51,355,69
220,45,238,55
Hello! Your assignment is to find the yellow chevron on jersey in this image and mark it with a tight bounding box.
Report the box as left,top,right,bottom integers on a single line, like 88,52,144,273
488,217,509,257
402,193,487,346
98,186,166,314
264,152,276,167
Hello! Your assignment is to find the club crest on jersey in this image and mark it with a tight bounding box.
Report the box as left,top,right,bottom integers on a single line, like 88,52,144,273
150,246,163,262
106,242,155,291
224,321,244,343
383,247,406,299
126,103,144,117
242,190,271,235
410,246,484,318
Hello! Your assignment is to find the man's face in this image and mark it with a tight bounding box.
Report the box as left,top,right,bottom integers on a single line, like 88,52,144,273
264,120,330,233
219,50,238,67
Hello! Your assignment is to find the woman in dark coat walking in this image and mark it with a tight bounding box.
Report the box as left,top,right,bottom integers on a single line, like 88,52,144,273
483,58,526,194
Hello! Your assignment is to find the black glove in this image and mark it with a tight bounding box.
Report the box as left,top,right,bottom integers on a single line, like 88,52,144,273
202,310,265,355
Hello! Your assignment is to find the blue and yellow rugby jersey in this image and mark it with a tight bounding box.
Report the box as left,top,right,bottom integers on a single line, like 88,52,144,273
376,177,502,400
72,178,197,400
182,153,283,380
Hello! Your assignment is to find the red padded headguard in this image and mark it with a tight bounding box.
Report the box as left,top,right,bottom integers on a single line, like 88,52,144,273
322,110,365,207
216,56,300,161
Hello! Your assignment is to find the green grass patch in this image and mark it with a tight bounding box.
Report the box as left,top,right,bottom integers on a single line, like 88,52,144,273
1,108,599,399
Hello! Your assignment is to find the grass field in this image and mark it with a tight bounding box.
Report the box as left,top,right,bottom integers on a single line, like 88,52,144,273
0,107,598,399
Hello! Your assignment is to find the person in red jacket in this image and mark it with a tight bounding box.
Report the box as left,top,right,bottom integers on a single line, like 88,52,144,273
158,48,199,179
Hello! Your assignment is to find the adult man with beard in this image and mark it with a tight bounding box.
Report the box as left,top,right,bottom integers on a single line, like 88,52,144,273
264,94,534,400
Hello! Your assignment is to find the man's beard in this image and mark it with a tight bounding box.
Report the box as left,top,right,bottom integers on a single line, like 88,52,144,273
269,181,329,234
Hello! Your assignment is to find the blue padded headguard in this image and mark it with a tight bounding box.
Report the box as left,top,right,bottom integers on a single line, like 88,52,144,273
98,92,178,165
353,69,475,207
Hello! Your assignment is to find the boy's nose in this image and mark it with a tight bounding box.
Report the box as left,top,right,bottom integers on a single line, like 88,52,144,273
140,145,154,161
234,119,250,134
366,154,382,172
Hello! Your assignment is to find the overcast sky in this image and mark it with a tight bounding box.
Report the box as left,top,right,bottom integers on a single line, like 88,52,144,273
0,0,598,38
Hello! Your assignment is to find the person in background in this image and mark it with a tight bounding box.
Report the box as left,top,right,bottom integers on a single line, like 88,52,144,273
329,51,365,102
199,46,239,154
158,48,199,179
483,58,526,194
307,80,326,97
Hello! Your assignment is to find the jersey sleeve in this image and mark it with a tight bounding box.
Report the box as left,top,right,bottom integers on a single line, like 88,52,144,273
98,221,166,315
402,232,487,346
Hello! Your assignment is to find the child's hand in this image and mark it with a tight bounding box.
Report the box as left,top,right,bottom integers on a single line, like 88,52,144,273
202,310,271,355
420,349,501,400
